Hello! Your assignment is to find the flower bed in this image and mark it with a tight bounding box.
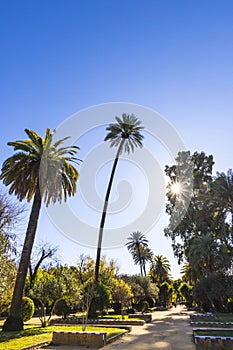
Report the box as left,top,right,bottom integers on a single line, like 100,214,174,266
193,328,233,350
190,313,217,321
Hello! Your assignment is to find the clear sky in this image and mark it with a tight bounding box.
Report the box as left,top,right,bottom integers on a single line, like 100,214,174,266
1,0,233,279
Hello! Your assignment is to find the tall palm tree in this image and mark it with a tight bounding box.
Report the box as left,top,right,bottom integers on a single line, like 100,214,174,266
126,231,149,276
0,128,80,331
149,255,171,284
95,114,144,282
132,246,153,276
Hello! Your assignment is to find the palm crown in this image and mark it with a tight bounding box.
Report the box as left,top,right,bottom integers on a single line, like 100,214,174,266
150,255,171,283
0,128,80,206
104,113,144,154
126,231,149,252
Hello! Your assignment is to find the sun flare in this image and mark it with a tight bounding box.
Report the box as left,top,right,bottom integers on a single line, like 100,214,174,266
171,182,182,195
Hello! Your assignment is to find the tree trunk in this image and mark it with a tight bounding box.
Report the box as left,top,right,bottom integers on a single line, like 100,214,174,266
94,140,124,283
143,261,146,276
136,242,143,277
3,189,42,331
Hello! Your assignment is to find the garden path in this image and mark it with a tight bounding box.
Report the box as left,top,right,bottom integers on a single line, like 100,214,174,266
45,305,195,350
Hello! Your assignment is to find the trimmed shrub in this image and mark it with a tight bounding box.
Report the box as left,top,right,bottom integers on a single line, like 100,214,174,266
54,299,72,319
22,296,35,322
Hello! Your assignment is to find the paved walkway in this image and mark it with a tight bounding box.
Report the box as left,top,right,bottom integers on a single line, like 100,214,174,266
45,305,195,350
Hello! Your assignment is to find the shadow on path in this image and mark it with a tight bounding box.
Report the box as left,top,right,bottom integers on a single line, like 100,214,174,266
103,305,195,350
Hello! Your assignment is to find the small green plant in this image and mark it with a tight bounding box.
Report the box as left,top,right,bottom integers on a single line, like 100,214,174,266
22,297,35,322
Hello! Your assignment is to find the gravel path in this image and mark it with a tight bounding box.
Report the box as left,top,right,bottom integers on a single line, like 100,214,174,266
45,305,195,350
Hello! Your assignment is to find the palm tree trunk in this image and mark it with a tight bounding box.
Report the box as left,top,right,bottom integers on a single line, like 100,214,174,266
3,189,42,331
94,140,125,283
143,260,146,276
136,242,143,276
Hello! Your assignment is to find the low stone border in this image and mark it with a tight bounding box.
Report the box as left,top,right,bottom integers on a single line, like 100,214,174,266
190,313,217,321
191,321,233,328
52,331,107,347
50,318,145,326
107,329,129,344
52,323,132,332
19,341,50,350
193,328,233,350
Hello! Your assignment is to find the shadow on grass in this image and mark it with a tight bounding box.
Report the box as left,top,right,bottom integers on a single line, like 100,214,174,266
0,325,50,343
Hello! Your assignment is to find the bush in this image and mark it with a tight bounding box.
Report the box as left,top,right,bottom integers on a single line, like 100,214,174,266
141,300,149,313
112,302,121,315
227,301,233,313
22,297,35,322
54,299,72,318
137,300,149,313
146,297,155,308
202,301,212,312
89,283,111,317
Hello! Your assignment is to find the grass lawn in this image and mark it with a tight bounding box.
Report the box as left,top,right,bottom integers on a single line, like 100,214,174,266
197,329,233,337
0,325,124,350
191,313,233,323
215,313,233,322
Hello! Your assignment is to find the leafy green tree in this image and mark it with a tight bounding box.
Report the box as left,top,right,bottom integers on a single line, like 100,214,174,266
172,279,183,303
1,128,80,330
112,279,133,317
213,169,233,236
31,266,80,326
75,255,118,288
186,233,231,279
0,242,16,315
88,282,112,317
149,255,171,283
165,151,215,263
178,282,193,305
126,231,149,276
75,254,96,285
30,270,57,326
158,282,174,307
122,275,159,309
127,282,145,308
95,114,144,282
192,273,233,312
0,192,22,315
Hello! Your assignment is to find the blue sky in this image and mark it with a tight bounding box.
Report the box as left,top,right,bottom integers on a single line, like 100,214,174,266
1,1,233,278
